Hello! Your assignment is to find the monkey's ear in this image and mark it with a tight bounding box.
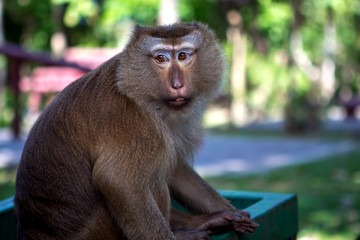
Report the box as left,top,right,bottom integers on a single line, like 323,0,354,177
130,24,146,41
189,22,200,28
134,24,144,31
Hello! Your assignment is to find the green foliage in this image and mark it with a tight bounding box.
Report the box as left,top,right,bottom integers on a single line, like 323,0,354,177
52,0,100,27
255,0,292,47
284,89,322,133
246,49,291,118
0,89,15,127
96,0,159,47
179,0,227,40
206,150,360,240
101,0,159,26
2,0,360,123
4,0,54,49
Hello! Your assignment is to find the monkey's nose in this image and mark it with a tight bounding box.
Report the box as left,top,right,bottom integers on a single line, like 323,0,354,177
171,79,184,90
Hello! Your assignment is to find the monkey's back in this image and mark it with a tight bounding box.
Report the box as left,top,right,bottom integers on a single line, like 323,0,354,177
14,56,164,239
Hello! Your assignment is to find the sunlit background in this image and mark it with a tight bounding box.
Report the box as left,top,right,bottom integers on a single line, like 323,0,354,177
0,0,360,239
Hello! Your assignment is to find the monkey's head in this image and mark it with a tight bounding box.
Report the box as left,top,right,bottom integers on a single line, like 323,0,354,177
117,22,225,119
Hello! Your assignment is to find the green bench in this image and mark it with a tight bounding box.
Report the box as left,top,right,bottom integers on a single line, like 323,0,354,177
0,191,298,239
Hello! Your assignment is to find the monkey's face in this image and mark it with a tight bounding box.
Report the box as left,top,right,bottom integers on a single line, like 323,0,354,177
118,23,225,117
148,40,197,111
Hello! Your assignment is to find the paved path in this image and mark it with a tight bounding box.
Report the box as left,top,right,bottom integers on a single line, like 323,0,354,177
0,128,358,176
194,134,357,176
0,129,26,168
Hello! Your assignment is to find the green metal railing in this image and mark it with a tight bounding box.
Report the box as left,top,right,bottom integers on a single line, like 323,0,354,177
0,191,298,240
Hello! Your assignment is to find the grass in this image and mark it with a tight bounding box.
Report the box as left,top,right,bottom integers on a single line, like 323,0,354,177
205,150,360,240
0,167,16,200
207,124,360,141
0,149,359,239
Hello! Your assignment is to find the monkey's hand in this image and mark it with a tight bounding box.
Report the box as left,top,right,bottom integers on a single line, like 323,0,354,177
198,211,259,235
234,209,259,233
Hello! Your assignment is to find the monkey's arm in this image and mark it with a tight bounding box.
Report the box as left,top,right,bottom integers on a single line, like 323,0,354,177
169,162,258,233
170,162,237,213
92,152,176,240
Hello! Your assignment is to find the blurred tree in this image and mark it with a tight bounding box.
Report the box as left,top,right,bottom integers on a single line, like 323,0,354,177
332,0,360,106
320,6,336,101
226,9,247,126
235,0,293,122
0,0,3,44
158,0,179,25
289,0,337,102
51,3,68,58
2,0,360,128
285,0,321,132
0,0,4,123
95,0,159,47
179,0,228,40
285,0,342,131
4,0,54,50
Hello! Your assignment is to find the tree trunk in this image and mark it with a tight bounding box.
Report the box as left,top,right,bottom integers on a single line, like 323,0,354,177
0,0,3,44
285,0,322,132
157,0,179,26
51,4,68,58
227,10,248,127
320,7,336,101
0,0,5,122
289,0,320,83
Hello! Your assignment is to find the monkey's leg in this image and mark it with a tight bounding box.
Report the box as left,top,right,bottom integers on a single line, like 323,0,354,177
169,162,259,233
170,208,210,240
174,229,210,240
92,152,191,240
74,206,124,240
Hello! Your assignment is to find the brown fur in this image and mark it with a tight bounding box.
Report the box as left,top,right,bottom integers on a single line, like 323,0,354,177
15,22,257,240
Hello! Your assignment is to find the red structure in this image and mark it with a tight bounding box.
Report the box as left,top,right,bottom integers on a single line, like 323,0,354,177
20,47,118,113
0,43,118,138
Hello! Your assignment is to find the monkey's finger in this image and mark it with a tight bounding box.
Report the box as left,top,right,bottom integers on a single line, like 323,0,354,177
233,227,247,233
242,223,260,233
242,219,260,229
232,219,259,230
232,216,252,224
232,226,244,233
236,210,251,218
234,224,257,234
216,211,244,224
243,227,255,233
251,221,260,228
233,216,259,229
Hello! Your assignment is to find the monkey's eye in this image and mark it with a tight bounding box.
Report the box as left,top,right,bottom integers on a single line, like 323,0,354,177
155,54,168,63
178,52,190,61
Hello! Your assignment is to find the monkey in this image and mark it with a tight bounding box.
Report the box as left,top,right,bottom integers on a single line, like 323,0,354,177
14,22,258,240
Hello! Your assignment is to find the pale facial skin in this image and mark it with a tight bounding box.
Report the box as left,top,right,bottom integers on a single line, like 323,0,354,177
149,42,197,109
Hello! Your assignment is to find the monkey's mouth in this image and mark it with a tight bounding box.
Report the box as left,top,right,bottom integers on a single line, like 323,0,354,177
164,97,191,109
